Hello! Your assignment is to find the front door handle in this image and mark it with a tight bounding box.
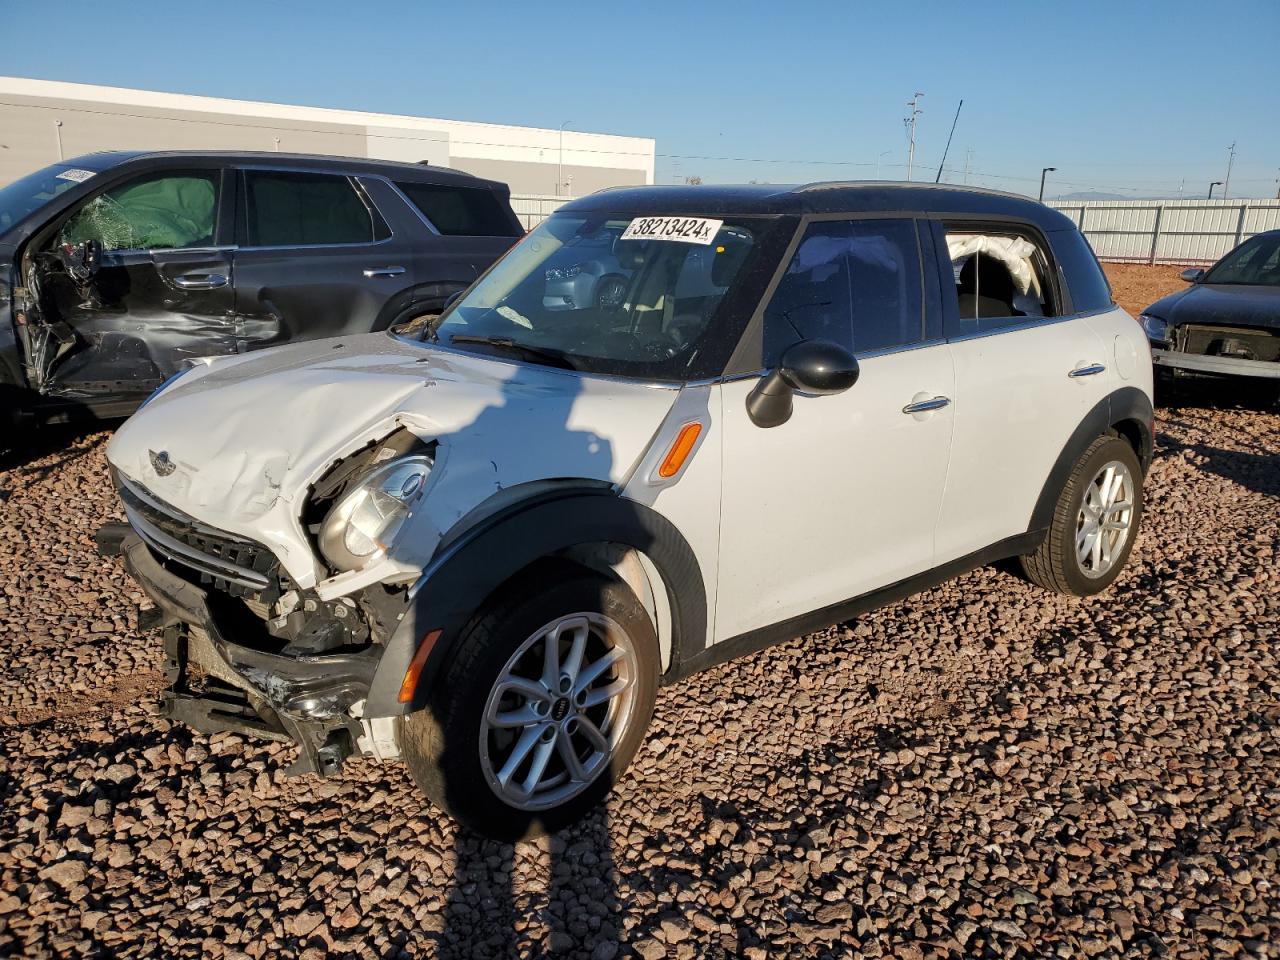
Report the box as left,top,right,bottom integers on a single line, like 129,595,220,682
1068,363,1106,378
173,273,228,290
363,265,406,278
902,396,951,414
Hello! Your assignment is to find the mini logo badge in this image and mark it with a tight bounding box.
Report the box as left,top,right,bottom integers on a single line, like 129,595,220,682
149,450,176,477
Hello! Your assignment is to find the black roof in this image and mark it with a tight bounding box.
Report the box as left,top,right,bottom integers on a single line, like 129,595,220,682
561,182,1077,232
59,150,504,191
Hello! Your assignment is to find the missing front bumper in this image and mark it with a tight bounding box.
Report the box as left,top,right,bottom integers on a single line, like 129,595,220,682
1153,348,1280,379
103,527,384,776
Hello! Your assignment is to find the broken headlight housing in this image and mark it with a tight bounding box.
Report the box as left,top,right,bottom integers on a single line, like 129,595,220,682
318,454,433,571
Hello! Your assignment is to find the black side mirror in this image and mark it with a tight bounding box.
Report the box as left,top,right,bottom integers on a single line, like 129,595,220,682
746,339,860,428
1180,267,1205,283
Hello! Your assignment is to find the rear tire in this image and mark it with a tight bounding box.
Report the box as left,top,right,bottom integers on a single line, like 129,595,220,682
397,561,658,840
1021,435,1144,596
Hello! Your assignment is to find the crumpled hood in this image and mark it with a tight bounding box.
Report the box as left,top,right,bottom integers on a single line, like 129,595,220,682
1146,283,1280,330
107,332,680,586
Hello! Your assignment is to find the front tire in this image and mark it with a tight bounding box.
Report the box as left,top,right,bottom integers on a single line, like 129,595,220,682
1021,435,1144,596
397,562,658,840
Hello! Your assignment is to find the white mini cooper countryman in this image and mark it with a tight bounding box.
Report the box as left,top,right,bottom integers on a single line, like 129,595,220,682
100,182,1154,839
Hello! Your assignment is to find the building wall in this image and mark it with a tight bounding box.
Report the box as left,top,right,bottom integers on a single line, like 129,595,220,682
0,77,654,197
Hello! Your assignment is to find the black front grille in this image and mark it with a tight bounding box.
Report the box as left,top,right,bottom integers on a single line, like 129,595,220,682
116,475,281,600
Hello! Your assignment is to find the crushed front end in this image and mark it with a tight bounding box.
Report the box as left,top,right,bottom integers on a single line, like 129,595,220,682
99,472,410,776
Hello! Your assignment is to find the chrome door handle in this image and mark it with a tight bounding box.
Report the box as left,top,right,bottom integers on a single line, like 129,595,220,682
902,396,951,414
1068,363,1106,378
363,265,406,278
173,273,228,290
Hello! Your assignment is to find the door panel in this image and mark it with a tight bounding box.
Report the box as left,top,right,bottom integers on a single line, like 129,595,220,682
935,318,1111,563
715,344,955,641
233,169,420,347
28,247,234,400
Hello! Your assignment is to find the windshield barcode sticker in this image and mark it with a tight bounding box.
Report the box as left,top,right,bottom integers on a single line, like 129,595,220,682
56,169,95,183
621,216,723,245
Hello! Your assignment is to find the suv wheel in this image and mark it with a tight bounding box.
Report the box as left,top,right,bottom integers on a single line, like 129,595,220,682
397,562,658,840
1021,435,1143,596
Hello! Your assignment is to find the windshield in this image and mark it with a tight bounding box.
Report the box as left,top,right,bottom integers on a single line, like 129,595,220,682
0,164,94,234
427,213,758,378
1203,233,1280,286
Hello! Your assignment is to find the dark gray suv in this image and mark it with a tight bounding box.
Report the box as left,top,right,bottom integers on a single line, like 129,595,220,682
0,151,523,427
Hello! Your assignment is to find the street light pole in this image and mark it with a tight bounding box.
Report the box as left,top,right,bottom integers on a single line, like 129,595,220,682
557,121,572,197
1208,181,1223,200
1038,167,1057,202
876,150,891,179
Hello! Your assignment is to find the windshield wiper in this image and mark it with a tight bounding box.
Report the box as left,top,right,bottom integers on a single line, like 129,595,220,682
446,335,578,370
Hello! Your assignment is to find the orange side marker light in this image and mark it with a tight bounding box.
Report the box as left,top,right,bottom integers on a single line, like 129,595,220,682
658,422,703,478
398,629,443,703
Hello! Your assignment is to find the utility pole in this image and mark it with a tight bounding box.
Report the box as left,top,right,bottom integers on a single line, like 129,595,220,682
903,92,923,182
1223,141,1236,200
963,148,972,184
1177,178,1185,200
53,119,63,160
1275,168,1280,200
1208,181,1223,200
557,121,572,197
876,150,890,179
1038,167,1057,202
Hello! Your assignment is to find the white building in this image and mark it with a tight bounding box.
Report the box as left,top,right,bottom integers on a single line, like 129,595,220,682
0,77,655,209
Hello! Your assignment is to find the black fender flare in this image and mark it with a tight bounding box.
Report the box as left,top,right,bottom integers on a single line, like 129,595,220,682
364,488,707,716
1028,385,1154,534
370,281,472,331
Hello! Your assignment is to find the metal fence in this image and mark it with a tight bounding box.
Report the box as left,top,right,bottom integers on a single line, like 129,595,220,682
510,194,568,230
1048,198,1280,266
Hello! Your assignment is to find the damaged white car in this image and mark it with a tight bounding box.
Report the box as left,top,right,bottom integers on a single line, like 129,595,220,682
100,183,1154,839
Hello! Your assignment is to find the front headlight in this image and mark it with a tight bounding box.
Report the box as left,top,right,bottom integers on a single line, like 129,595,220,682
1139,313,1171,344
318,454,433,571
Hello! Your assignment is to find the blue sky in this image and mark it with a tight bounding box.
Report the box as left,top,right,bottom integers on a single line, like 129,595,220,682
5,0,1279,198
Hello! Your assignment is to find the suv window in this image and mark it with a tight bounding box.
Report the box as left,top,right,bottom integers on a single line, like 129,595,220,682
763,219,924,363
395,181,518,237
58,171,218,252
943,226,1060,330
1049,228,1114,311
245,171,383,247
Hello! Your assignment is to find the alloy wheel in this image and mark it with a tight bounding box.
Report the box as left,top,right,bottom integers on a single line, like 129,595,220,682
1075,459,1135,579
479,613,639,810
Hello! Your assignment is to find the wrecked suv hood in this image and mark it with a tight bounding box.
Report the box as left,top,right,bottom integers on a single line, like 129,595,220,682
106,333,680,586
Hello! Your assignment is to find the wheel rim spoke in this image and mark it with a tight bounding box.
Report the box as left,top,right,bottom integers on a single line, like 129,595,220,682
496,725,542,788
519,737,556,797
580,675,633,710
556,726,587,781
574,647,624,695
575,714,611,754
488,703,544,729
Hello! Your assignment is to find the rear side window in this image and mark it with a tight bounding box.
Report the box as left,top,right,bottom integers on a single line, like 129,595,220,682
1049,228,1113,313
941,226,1061,334
763,218,924,363
395,182,518,237
245,171,384,247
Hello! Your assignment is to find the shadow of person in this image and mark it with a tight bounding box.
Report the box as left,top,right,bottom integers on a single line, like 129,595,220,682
400,351,632,959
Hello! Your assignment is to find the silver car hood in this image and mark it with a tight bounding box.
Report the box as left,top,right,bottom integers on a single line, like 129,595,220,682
107,333,679,589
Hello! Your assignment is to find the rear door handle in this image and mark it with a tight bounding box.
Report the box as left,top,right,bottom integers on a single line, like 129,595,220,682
1069,363,1106,378
173,273,228,290
902,396,951,414
363,266,406,278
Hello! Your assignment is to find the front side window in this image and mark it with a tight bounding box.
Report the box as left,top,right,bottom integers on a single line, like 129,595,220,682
395,181,519,237
245,171,381,247
763,219,924,363
1204,232,1280,285
58,172,218,252
427,213,759,378
944,227,1059,326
